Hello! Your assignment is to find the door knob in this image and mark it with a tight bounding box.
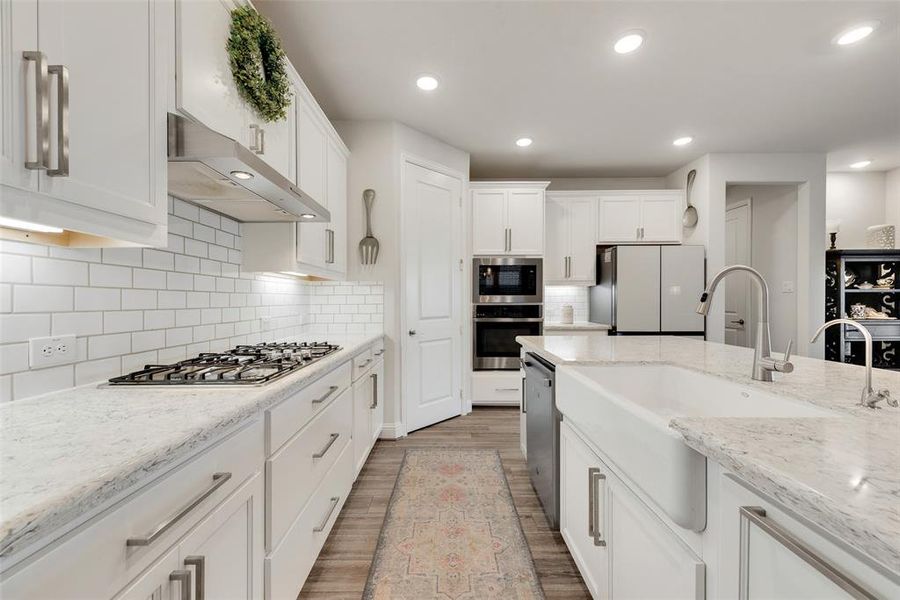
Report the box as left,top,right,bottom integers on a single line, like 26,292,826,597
408,329,416,336
730,319,745,326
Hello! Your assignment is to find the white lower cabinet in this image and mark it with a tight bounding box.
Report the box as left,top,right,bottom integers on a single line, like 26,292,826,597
560,421,705,600
471,370,523,406
352,356,385,477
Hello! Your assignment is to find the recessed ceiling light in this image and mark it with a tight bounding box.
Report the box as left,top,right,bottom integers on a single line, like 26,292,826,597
415,75,439,91
834,22,878,46
614,31,645,54
673,136,693,147
230,170,253,180
0,216,64,233
516,137,533,148
300,213,316,220
850,160,872,169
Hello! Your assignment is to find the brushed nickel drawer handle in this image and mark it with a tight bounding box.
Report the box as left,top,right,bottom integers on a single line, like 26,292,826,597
495,387,519,392
22,51,49,170
184,556,205,600
169,569,191,599
126,472,231,547
312,433,340,459
313,496,340,532
358,358,373,368
374,349,385,356
738,506,875,599
370,372,378,408
312,385,339,405
588,468,607,547
46,64,68,177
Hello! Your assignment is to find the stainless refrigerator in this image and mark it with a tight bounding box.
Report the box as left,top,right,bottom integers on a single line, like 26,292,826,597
589,245,706,335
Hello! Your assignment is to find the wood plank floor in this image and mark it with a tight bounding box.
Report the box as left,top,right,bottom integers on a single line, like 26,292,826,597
298,407,590,599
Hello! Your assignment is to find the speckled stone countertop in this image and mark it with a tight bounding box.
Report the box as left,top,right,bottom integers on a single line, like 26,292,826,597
517,334,900,575
543,321,611,332
0,333,383,559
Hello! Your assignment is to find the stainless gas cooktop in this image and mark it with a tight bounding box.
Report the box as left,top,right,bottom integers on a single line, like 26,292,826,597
108,341,342,386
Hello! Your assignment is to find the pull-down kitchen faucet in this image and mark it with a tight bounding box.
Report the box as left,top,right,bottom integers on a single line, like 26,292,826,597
697,265,794,382
810,319,895,409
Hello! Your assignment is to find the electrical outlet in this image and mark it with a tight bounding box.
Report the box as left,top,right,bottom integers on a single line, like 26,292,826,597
29,335,77,368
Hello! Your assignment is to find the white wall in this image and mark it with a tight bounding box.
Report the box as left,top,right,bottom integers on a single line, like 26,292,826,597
825,172,888,249
334,120,469,436
481,177,667,190
884,167,900,242
667,153,826,357
726,185,799,352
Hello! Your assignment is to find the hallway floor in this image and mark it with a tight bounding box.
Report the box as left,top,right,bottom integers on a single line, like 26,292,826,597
298,407,591,599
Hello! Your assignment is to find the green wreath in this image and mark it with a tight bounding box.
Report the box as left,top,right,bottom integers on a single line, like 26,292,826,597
227,5,291,122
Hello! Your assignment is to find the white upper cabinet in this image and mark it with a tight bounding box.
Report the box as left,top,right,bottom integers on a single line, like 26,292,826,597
0,0,168,246
326,136,348,274
545,193,597,284
471,182,549,256
597,191,683,244
297,94,328,205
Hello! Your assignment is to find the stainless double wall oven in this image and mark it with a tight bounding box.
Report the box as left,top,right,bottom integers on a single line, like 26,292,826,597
473,257,543,370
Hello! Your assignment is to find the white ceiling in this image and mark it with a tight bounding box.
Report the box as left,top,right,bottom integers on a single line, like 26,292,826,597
255,1,900,178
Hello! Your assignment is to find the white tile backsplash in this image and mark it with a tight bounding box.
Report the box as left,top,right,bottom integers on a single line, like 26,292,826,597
544,285,590,323
0,199,383,402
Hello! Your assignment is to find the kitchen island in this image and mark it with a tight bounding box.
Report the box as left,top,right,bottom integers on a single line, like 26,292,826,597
517,334,900,599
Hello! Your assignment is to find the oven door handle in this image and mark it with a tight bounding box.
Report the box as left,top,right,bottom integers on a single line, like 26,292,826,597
473,317,544,323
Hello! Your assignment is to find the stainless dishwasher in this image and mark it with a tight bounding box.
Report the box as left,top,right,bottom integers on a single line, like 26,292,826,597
523,352,560,529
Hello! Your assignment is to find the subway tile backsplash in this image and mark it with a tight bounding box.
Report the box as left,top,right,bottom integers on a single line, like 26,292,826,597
0,197,383,402
544,285,590,322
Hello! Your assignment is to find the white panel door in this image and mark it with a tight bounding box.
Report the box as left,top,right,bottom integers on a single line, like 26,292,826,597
609,474,705,599
177,473,263,600
568,198,597,281
0,0,39,193
296,98,328,268
176,0,250,147
39,0,166,226
325,137,347,274
472,189,507,254
616,245,660,332
598,196,641,242
544,196,568,282
507,189,544,255
641,193,682,242
725,202,752,347
403,161,462,433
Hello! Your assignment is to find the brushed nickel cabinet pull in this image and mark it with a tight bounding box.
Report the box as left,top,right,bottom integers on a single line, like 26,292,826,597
358,358,373,368
169,569,191,599
370,372,378,408
374,349,385,356
249,124,261,153
588,468,607,547
126,472,231,546
22,51,49,170
46,64,69,177
183,556,205,600
313,496,340,532
738,506,875,599
312,385,339,405
521,377,526,413
312,433,340,459
258,127,265,154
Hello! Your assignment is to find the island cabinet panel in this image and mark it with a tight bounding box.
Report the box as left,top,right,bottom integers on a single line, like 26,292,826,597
716,472,898,600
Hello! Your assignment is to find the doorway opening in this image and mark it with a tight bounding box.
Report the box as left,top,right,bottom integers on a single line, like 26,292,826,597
724,184,800,354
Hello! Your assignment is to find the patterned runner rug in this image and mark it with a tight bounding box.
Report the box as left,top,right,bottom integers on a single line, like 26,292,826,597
363,449,545,600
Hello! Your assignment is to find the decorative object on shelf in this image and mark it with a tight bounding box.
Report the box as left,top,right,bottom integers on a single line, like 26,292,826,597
682,169,698,228
227,5,291,122
866,224,895,250
359,189,380,265
857,281,874,289
561,305,574,324
876,273,895,289
863,307,896,320
826,220,841,249
850,303,867,319
844,271,857,288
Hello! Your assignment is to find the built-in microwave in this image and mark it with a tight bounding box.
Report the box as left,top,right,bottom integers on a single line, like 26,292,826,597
473,257,543,304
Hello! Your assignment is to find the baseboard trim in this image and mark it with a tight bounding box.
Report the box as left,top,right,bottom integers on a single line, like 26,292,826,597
379,421,406,439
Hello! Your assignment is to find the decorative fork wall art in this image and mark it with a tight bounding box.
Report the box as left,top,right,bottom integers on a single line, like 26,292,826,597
359,189,380,265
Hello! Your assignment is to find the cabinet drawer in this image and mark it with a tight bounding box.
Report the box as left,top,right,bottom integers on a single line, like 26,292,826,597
352,347,375,380
266,388,352,551
472,371,523,405
0,420,264,599
265,438,353,600
266,361,351,454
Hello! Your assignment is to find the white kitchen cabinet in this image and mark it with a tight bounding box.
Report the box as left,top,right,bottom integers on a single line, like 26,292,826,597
560,420,704,600
297,94,328,206
325,136,348,274
370,358,385,446
472,370,522,406
352,357,380,477
114,546,181,600
545,194,597,284
471,182,549,256
597,191,683,244
0,0,168,246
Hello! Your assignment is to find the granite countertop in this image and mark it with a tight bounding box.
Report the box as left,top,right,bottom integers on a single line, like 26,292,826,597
543,321,611,331
517,334,900,576
0,333,383,560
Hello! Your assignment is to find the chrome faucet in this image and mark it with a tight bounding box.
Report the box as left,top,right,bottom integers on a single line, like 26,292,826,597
697,265,794,382
810,319,896,409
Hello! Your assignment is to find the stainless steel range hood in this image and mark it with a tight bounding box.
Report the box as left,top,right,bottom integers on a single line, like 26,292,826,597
167,113,330,223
